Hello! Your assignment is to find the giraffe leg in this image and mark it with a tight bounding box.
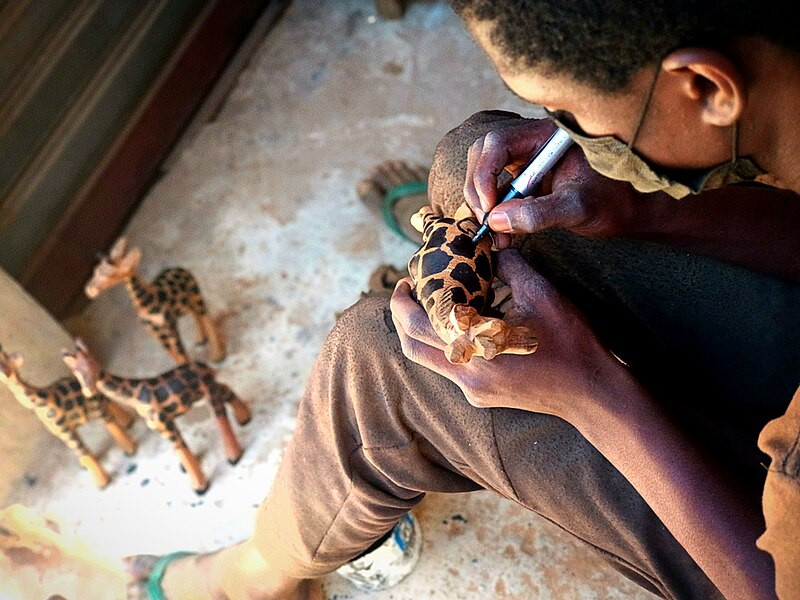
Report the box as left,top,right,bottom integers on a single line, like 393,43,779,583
106,400,136,430
147,321,189,364
63,428,110,488
154,418,208,494
229,396,251,426
199,313,226,362
210,384,244,463
103,416,137,456
78,455,111,489
192,311,208,346
214,381,251,425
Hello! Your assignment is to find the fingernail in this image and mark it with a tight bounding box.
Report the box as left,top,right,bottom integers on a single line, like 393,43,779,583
488,211,511,232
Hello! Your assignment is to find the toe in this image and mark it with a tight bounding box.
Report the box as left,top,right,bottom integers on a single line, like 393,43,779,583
125,581,150,600
124,554,160,580
372,161,396,190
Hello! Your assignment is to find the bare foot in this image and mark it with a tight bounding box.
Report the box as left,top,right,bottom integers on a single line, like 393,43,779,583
124,552,325,600
357,160,429,245
124,554,160,600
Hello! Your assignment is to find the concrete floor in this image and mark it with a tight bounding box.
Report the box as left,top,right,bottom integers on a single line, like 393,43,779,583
5,1,657,598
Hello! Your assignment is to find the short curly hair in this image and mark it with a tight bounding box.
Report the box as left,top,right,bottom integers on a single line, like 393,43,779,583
450,0,797,92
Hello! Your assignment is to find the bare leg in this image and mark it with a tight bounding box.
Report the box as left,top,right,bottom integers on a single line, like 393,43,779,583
123,544,324,600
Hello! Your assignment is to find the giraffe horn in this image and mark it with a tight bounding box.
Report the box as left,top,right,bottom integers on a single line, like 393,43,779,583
110,237,128,262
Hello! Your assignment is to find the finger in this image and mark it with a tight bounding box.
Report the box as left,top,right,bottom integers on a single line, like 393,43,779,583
393,324,459,378
464,138,488,218
492,231,512,250
471,121,558,215
471,130,513,214
389,280,447,350
487,185,589,234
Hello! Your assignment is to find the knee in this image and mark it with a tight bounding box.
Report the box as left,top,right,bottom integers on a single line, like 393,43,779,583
321,296,402,378
429,110,526,215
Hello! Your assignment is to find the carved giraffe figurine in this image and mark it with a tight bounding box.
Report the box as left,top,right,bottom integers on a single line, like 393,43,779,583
62,339,251,495
85,237,225,365
0,344,137,489
407,203,538,363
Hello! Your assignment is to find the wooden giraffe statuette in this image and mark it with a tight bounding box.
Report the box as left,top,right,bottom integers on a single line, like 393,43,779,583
85,237,225,365
407,203,538,363
62,339,250,495
0,344,137,489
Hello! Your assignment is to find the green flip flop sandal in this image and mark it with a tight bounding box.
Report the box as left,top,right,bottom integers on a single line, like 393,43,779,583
145,551,196,600
381,180,428,243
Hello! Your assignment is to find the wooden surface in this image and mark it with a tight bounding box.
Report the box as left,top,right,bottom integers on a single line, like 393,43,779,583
19,0,287,318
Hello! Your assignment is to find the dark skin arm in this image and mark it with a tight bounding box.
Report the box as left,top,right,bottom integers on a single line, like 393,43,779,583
462,117,800,281
391,249,777,600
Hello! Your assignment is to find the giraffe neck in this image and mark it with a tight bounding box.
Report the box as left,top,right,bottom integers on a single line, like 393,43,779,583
4,375,44,407
125,274,156,312
96,371,137,407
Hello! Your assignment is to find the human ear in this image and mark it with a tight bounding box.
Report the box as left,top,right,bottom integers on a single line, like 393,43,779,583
662,48,745,126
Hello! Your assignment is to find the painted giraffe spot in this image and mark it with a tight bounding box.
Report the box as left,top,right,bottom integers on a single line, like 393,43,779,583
448,287,467,305
408,253,420,275
450,262,482,294
445,234,475,258
169,379,185,394
420,277,445,298
474,253,491,281
155,387,169,403
427,227,448,248
420,249,452,278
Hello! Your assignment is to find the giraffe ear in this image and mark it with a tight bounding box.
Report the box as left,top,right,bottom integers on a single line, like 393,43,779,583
74,338,89,353
61,352,76,368
9,352,23,369
410,206,434,233
119,247,142,272
109,237,129,262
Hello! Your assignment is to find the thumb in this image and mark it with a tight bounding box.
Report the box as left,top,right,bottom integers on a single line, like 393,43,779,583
487,188,588,234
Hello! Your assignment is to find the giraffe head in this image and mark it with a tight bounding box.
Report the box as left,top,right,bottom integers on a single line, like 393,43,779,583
61,339,102,397
85,237,142,298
